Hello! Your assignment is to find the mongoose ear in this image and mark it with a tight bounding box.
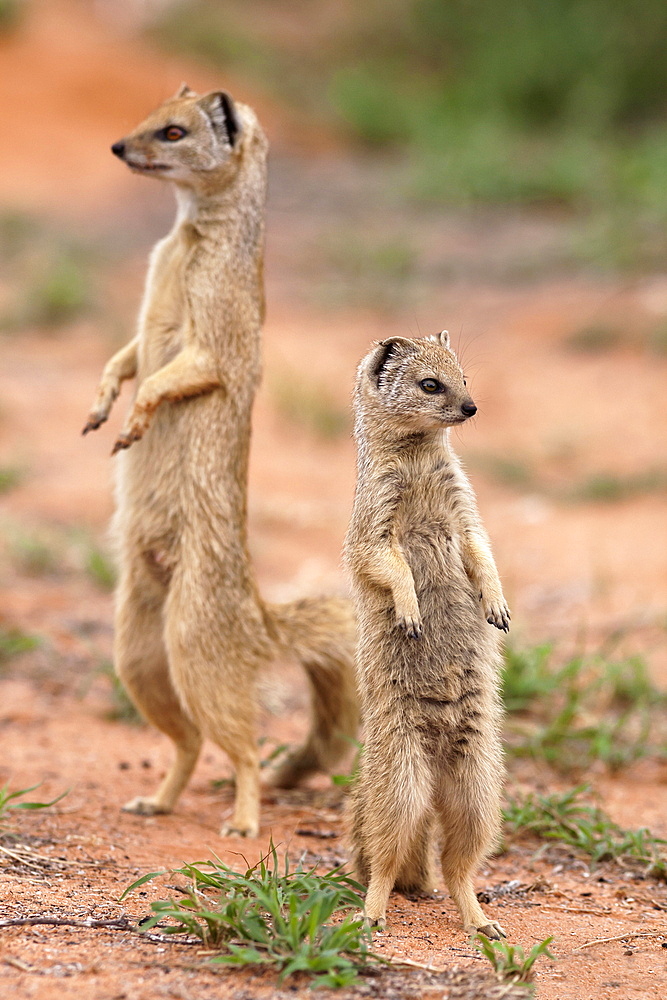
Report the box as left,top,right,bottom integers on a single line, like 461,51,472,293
175,82,196,99
369,337,416,386
438,330,451,349
199,91,241,147
378,336,418,352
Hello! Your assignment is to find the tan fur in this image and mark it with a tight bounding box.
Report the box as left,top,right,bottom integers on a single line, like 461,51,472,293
83,86,358,837
345,331,509,937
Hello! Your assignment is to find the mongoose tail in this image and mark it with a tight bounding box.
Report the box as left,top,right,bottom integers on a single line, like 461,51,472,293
265,596,359,787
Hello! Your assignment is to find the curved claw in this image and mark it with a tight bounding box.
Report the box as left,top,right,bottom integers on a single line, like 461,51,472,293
475,920,507,940
221,822,259,839
82,413,107,435
111,432,139,455
397,616,423,640
485,601,511,633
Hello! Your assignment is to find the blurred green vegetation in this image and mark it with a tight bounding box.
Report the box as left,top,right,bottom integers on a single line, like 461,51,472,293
0,0,21,32
0,625,40,665
271,370,350,439
502,644,666,772
151,0,667,267
0,211,98,332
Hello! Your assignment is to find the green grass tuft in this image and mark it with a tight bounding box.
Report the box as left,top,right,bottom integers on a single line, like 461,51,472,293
475,933,555,988
121,842,383,988
0,784,68,821
503,646,665,772
503,785,666,877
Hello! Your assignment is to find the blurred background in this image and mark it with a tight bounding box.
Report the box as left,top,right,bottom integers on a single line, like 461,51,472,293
0,0,666,799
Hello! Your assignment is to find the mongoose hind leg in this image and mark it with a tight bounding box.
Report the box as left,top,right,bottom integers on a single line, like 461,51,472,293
164,585,262,838
394,818,437,896
115,572,202,815
436,759,505,939
348,780,371,885
354,737,432,927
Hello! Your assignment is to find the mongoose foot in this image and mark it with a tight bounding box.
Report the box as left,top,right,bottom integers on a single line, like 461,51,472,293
363,914,387,932
221,821,259,838
396,614,423,640
122,796,170,816
82,412,108,435
473,921,507,940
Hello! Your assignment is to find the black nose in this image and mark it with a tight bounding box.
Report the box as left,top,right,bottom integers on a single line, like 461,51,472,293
461,400,477,417
111,141,126,159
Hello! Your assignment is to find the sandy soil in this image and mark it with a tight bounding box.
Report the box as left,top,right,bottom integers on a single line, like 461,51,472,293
1,3,666,998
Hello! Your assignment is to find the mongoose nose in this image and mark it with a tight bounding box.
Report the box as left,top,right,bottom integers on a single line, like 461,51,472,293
461,401,477,417
111,141,126,159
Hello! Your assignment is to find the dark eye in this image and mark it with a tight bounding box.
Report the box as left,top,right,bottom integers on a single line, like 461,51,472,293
463,378,467,386
159,125,188,142
420,378,444,394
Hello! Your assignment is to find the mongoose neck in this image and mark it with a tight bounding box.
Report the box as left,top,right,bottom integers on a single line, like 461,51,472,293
355,416,452,475
173,174,250,227
172,148,266,232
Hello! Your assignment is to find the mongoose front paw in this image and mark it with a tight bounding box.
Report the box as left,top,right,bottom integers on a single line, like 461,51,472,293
111,427,146,455
474,920,507,940
482,596,511,632
112,433,136,455
82,412,108,435
112,408,154,454
396,613,423,640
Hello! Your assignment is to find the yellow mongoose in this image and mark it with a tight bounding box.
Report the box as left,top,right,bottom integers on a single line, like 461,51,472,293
345,331,509,937
83,85,358,837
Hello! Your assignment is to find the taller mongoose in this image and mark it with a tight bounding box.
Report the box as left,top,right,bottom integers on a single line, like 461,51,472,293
83,85,358,837
345,331,509,937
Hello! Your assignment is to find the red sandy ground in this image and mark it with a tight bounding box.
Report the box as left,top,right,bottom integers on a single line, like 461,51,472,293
0,3,666,998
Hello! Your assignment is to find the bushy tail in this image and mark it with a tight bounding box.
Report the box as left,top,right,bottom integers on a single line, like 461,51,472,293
264,595,359,788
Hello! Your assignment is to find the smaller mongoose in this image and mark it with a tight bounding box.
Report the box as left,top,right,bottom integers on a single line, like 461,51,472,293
345,331,509,938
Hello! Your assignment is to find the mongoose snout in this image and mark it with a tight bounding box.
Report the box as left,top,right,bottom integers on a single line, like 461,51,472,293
461,401,477,417
111,141,126,159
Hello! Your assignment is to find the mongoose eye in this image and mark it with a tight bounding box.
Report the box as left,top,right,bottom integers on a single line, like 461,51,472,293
420,378,444,394
159,125,188,142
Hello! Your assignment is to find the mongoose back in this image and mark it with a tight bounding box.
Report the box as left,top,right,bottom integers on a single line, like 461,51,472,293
345,331,509,937
83,85,358,837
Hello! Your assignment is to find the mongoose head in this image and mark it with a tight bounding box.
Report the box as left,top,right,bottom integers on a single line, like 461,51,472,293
110,84,255,188
358,331,477,435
